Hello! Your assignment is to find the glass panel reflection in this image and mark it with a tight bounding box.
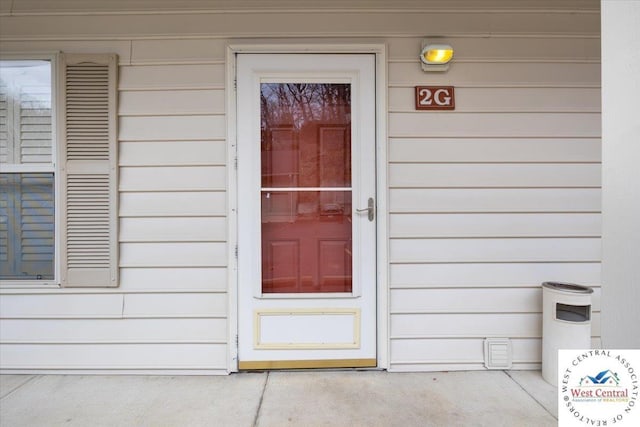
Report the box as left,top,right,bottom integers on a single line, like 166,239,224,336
260,83,353,294
0,60,53,166
262,191,352,293
261,83,351,188
0,173,54,279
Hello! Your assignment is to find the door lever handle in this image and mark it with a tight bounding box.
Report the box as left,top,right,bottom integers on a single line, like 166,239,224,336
356,197,375,222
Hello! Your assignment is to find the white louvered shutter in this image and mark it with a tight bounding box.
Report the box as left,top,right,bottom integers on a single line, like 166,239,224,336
59,54,118,287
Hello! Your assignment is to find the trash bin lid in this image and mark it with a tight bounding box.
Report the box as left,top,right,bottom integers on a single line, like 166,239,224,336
542,281,593,294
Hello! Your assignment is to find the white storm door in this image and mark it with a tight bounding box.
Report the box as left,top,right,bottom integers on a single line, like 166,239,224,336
236,54,377,369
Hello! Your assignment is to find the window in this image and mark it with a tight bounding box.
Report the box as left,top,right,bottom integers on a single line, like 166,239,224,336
1,53,119,287
0,59,55,282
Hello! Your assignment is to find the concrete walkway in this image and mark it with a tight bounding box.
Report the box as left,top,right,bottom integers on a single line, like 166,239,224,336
1,370,557,426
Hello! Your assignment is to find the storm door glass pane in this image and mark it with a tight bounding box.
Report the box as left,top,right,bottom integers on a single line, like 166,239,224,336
260,83,352,293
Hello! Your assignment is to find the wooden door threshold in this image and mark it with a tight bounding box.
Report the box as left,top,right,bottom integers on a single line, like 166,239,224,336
239,358,377,370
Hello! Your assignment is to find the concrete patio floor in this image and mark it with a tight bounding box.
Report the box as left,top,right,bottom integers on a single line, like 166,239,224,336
1,370,557,426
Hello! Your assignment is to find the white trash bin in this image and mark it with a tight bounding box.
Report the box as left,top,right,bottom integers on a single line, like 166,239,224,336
541,281,593,386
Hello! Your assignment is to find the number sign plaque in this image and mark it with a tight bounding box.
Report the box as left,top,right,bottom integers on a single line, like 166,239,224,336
415,86,455,110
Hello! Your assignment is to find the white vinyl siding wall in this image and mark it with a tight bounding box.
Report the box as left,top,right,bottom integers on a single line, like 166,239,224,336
0,42,229,373
0,0,600,373
387,33,601,370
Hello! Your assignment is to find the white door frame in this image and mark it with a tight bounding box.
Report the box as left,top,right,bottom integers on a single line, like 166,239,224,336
226,42,388,372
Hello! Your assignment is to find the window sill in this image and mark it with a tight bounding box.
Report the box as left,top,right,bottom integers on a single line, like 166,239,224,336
0,281,60,290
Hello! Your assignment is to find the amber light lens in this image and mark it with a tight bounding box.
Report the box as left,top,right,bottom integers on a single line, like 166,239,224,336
423,48,453,64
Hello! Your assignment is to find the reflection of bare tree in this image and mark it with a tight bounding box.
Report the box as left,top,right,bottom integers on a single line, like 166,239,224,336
260,86,353,293
261,83,350,130
261,83,352,219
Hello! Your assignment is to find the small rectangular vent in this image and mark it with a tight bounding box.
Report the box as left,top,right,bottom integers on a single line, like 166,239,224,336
484,338,512,370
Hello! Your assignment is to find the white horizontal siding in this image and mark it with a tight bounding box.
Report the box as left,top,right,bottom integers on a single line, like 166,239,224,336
119,268,227,291
119,116,226,141
0,2,601,374
130,39,227,64
120,217,227,242
387,36,600,62
122,293,227,317
0,292,228,319
391,188,601,213
390,62,600,87
390,113,600,138
391,313,601,338
390,238,601,263
390,288,601,313
385,11,601,372
0,344,227,370
0,318,227,342
120,243,227,268
390,263,601,288
119,64,225,90
391,87,601,113
0,294,123,318
390,139,601,162
119,90,225,116
390,164,600,188
120,141,226,167
119,166,226,191
120,192,226,217
0,11,600,39
391,338,541,370
0,1,601,14
1,32,230,373
390,213,601,238
0,40,133,63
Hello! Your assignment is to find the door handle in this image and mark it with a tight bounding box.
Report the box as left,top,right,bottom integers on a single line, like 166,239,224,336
356,197,375,222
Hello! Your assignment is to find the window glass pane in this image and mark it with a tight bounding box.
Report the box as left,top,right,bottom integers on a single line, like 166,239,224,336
0,60,52,166
0,173,54,280
260,83,351,188
261,191,352,293
260,83,353,294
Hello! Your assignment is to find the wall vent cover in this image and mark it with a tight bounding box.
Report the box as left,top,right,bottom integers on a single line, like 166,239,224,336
484,338,512,369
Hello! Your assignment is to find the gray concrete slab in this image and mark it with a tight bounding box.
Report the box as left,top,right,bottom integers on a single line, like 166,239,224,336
0,371,557,427
0,375,36,399
256,371,556,427
0,373,266,427
507,370,558,419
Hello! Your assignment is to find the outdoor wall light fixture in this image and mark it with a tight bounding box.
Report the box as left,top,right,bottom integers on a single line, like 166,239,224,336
420,43,454,71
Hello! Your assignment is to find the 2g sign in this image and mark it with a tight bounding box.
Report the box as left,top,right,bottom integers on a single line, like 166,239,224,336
415,86,455,110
